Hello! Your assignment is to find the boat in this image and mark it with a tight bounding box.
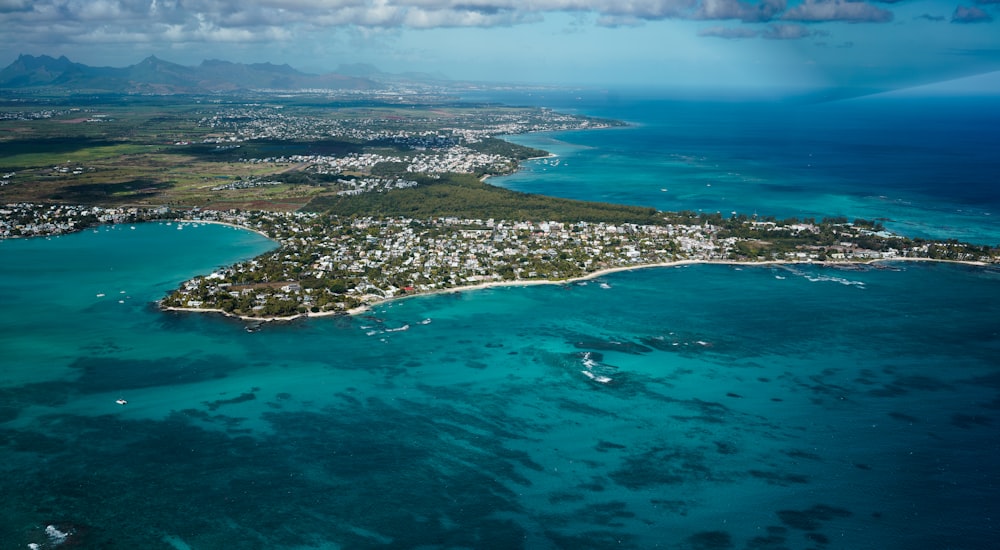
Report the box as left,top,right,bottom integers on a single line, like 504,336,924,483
115,398,127,405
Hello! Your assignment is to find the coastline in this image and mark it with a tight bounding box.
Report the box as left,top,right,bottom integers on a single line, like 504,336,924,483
162,256,990,324
480,152,557,183
179,219,274,241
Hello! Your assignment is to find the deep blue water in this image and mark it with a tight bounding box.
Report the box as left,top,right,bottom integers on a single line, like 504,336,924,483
476,90,1000,244
1,95,999,549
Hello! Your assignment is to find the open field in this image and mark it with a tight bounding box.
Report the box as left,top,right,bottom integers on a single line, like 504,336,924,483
0,94,583,210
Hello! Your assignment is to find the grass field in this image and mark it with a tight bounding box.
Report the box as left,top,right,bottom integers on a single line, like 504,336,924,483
0,94,604,211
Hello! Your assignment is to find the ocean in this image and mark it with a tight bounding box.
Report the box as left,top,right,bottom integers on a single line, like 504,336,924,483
1,95,999,549
485,90,1000,245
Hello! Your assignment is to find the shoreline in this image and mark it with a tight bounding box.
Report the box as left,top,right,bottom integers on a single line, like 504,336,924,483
162,256,990,324
176,219,273,240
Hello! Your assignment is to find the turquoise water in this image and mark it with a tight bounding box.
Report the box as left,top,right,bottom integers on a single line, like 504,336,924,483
2,95,1000,548
2,221,999,548
485,92,1000,245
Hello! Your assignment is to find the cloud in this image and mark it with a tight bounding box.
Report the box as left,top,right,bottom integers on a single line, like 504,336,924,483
951,5,994,22
761,23,825,39
782,0,893,23
698,25,760,38
915,13,946,21
0,0,907,52
698,22,824,40
694,0,786,22
0,0,31,12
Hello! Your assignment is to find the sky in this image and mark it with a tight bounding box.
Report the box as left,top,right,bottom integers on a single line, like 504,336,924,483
2,0,999,94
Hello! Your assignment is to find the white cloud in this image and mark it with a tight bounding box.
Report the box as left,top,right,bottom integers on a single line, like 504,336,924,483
0,0,903,51
782,0,893,23
695,0,785,22
761,23,823,39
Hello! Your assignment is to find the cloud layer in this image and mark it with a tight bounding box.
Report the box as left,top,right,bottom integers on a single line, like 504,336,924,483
1,0,993,55
1,0,910,39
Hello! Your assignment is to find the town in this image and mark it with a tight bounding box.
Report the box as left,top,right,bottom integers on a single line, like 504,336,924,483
3,202,995,320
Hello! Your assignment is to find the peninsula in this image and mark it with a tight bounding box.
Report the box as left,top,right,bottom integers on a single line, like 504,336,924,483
3,201,996,322
1,91,997,322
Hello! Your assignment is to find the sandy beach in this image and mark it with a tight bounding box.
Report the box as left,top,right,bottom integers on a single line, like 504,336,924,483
162,255,990,324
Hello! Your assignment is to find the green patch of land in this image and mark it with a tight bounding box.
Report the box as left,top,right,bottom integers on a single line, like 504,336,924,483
0,94,619,211
304,173,663,225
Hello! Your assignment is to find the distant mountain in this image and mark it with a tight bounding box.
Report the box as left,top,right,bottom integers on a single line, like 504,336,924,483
0,54,379,94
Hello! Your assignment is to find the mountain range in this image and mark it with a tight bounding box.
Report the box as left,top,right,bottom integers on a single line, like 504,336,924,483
0,54,400,94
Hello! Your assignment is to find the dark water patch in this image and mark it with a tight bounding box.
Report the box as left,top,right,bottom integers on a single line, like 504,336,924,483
672,415,725,424
572,337,653,355
714,441,738,455
408,389,539,441
334,391,363,408
687,398,730,416
749,469,810,486
726,392,743,399
0,406,19,424
868,385,908,398
403,360,422,368
0,381,71,409
79,338,127,355
870,375,956,399
684,530,733,550
951,413,993,429
0,428,69,454
804,375,851,400
67,354,239,393
466,360,489,370
548,491,585,504
178,408,248,429
596,440,627,452
963,370,1000,389
805,532,830,545
888,411,919,423
782,449,824,461
893,375,952,392
578,479,607,492
543,529,639,549
854,463,873,471
485,342,505,348
203,390,256,411
639,335,680,351
776,504,852,531
610,446,718,489
573,501,636,527
669,398,732,425
650,499,692,516
746,533,789,549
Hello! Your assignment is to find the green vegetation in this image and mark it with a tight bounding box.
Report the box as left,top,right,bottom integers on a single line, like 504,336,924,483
304,173,663,225
0,94,615,210
466,137,548,160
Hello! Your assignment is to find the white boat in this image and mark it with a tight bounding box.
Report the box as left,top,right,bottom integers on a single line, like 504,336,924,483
115,398,128,405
